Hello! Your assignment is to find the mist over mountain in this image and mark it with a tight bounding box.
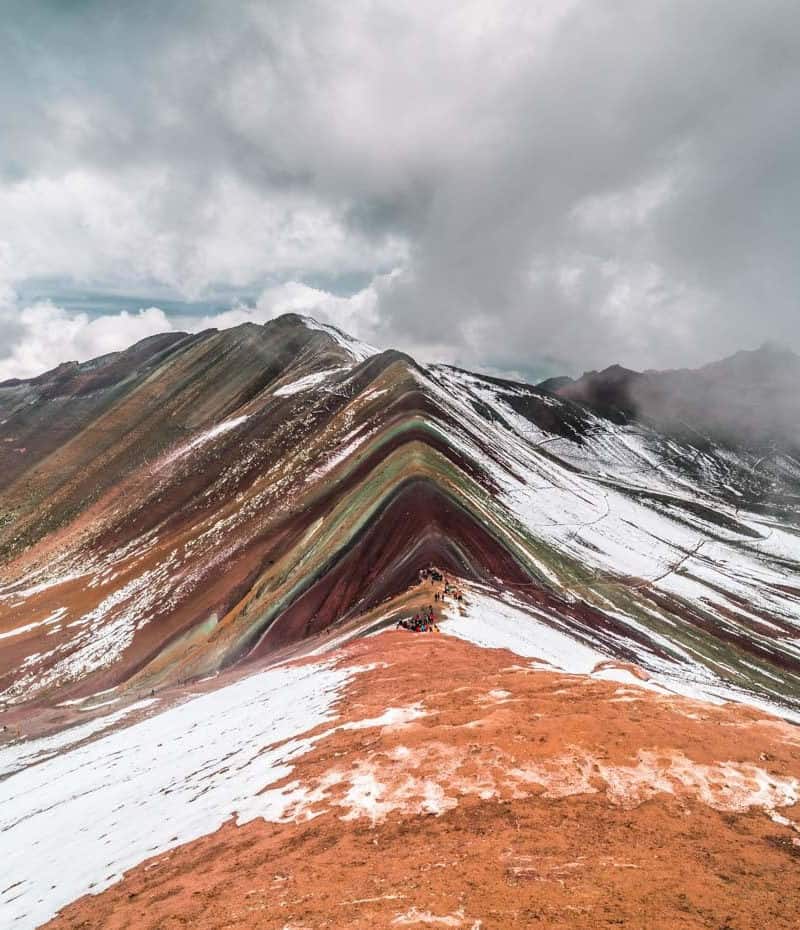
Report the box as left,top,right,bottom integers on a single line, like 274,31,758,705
551,343,800,452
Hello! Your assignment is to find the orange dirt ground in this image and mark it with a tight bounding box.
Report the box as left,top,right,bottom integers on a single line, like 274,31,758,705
45,631,800,930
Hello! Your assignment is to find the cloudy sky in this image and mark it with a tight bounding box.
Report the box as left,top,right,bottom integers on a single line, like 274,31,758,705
1,1,799,381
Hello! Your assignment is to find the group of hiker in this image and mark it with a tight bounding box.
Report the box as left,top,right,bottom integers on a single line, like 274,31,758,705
396,604,439,633
395,567,466,634
421,566,464,603
434,584,463,604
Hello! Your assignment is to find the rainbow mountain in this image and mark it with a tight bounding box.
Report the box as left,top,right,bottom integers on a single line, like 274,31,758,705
1,313,799,716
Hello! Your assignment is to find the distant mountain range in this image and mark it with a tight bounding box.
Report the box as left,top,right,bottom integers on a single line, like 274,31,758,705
546,342,800,451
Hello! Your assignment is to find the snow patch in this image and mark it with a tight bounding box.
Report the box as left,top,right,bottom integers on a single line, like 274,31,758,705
302,317,380,363
273,367,349,397
0,660,353,930
441,589,604,675
392,907,471,926
0,607,67,640
341,703,427,731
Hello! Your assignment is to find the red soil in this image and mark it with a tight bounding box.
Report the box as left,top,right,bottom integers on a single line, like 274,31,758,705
45,631,800,930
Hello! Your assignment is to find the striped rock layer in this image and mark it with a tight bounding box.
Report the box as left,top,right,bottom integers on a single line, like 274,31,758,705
1,314,800,717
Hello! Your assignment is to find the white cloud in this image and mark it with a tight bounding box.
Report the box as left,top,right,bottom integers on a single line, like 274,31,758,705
2,1,800,375
0,266,401,381
0,293,174,381
187,274,401,346
0,171,407,299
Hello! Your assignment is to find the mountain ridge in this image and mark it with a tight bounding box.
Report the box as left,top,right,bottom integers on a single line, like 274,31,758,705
1,314,799,722
3,314,800,929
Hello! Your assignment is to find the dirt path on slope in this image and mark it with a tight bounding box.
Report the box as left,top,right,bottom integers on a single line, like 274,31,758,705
45,632,800,930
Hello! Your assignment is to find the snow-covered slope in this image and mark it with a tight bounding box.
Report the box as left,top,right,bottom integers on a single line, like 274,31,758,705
0,659,353,927
5,619,800,930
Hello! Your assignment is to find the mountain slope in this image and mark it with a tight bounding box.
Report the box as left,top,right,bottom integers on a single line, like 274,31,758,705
6,629,800,930
1,316,800,719
3,317,800,929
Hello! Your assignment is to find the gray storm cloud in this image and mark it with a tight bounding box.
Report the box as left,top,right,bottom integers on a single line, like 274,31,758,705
1,0,800,380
